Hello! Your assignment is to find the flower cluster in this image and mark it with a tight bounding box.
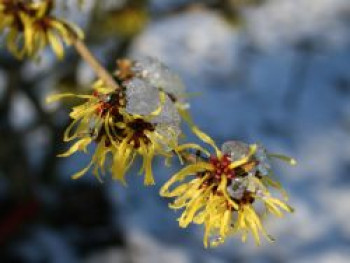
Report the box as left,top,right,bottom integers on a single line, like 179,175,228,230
48,55,296,247
48,57,185,185
0,0,83,59
160,127,296,247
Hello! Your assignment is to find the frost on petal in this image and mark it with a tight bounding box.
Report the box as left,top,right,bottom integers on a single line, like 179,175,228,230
227,178,245,200
133,57,187,104
151,95,181,125
255,144,268,162
227,174,262,199
125,77,181,124
221,141,250,161
125,77,160,115
254,144,271,176
155,123,181,152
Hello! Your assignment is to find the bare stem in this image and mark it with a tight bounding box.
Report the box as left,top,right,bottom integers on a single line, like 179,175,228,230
72,38,120,91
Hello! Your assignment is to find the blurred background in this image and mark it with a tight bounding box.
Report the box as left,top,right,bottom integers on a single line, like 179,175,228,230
1,0,350,262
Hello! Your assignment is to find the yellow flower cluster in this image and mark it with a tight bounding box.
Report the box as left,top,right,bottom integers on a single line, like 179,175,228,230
48,62,182,185
0,0,83,59
47,56,296,248
160,127,296,247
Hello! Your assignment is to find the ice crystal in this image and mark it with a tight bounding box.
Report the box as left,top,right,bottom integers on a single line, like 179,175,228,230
132,57,187,105
125,76,181,125
221,141,250,161
125,78,160,116
255,144,271,176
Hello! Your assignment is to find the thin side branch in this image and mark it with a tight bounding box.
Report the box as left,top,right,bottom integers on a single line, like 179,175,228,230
72,38,121,91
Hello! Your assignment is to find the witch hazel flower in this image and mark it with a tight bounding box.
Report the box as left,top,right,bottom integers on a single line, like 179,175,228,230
47,59,182,185
0,0,83,59
112,76,181,185
160,127,296,247
46,79,126,182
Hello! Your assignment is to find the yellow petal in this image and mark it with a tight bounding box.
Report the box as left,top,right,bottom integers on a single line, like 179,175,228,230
167,178,205,206
36,1,50,18
33,29,47,54
192,126,221,157
220,209,231,237
20,13,34,54
63,118,81,142
229,144,257,169
203,220,211,248
146,91,167,119
111,138,132,185
49,20,72,45
265,202,283,218
91,138,109,181
179,191,206,227
175,143,210,157
62,20,85,40
247,205,275,243
164,183,190,198
267,197,294,213
47,31,64,59
6,28,26,59
160,162,213,197
58,137,92,157
72,161,93,180
46,93,94,103
142,145,156,186
262,176,289,200
218,176,239,210
245,206,261,245
269,153,297,166
170,185,201,209
178,108,194,127
193,210,207,225
70,103,98,119
104,113,119,148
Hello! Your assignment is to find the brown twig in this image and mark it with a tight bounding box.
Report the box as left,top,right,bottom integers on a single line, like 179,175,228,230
72,38,121,91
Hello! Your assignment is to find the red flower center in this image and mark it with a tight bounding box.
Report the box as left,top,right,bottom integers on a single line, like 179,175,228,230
209,154,235,180
93,91,125,116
